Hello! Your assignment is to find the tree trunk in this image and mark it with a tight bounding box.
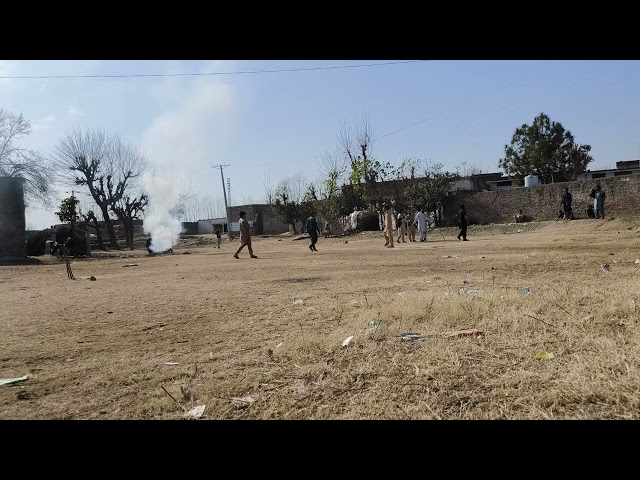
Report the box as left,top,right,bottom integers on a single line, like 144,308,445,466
89,220,105,250
126,221,134,250
100,205,119,249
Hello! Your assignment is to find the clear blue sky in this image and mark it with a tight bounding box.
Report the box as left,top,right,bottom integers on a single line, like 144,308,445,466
1,60,639,229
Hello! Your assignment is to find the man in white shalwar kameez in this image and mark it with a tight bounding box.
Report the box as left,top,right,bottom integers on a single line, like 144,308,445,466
414,209,428,242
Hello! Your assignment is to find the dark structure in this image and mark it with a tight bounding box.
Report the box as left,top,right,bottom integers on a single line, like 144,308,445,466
0,177,27,260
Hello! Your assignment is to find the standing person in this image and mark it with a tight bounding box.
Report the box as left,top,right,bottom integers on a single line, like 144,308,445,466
306,213,320,252
456,204,469,241
383,205,394,248
406,212,416,242
350,207,359,232
561,187,572,221
146,236,153,254
233,212,258,259
415,209,427,242
593,184,606,219
396,209,406,243
214,227,221,249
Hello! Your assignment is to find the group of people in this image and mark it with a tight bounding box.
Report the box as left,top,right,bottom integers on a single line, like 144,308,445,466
559,184,606,221
382,207,430,248
381,204,470,248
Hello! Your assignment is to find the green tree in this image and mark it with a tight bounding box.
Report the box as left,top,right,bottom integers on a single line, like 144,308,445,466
404,162,459,226
272,174,308,234
56,195,79,234
499,113,587,183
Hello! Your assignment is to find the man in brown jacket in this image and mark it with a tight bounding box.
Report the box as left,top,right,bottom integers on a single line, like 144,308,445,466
233,211,258,259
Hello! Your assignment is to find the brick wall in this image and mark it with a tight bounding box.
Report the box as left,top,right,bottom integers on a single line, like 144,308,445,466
0,177,27,258
442,174,640,226
228,204,290,236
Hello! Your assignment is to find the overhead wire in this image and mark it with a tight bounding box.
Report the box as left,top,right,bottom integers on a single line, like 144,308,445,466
408,67,640,162
376,60,557,140
375,60,633,162
0,60,429,79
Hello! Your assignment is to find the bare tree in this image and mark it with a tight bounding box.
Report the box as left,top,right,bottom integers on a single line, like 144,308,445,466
53,128,148,249
0,108,51,206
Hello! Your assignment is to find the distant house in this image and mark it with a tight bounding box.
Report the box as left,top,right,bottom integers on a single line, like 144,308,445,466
576,160,640,181
485,178,519,191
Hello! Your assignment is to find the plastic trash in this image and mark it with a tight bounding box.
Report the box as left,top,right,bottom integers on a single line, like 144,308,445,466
521,287,532,295
535,352,555,360
399,332,424,341
184,405,206,419
0,375,28,386
342,336,354,347
437,329,484,339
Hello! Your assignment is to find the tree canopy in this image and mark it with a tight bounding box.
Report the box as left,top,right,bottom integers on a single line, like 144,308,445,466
499,113,593,183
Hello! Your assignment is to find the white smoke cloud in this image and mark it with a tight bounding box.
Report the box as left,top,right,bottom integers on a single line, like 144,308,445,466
142,177,183,253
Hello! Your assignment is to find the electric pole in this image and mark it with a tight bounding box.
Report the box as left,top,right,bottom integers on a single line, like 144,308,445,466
213,164,232,241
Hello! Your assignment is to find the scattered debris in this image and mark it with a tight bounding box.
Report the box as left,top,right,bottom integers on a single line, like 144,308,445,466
635,259,640,264
231,396,255,409
183,251,191,255
601,264,611,272
463,279,470,285
458,288,481,296
0,375,28,386
521,287,532,295
122,264,139,267
184,405,206,419
275,342,283,348
369,319,383,327
293,299,304,306
296,387,311,400
437,329,484,339
517,229,523,233
88,276,96,281
609,253,615,256
343,241,348,244
107,311,113,314
164,362,179,366
442,255,458,259
399,332,424,341
535,352,555,361
342,336,354,347
17,391,35,400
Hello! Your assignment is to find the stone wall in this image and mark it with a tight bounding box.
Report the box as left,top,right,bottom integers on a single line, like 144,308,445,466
0,177,27,258
442,174,640,226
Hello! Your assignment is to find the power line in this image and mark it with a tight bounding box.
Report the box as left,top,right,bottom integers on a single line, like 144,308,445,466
409,67,640,162
375,60,632,162
0,60,429,80
376,60,557,140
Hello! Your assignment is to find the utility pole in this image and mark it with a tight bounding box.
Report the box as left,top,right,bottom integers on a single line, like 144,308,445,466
213,164,232,241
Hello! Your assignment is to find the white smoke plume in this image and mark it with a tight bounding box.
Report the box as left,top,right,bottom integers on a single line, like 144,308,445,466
143,177,183,253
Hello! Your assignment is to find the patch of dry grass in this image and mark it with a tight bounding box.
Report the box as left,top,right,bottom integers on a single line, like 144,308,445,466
1,217,640,419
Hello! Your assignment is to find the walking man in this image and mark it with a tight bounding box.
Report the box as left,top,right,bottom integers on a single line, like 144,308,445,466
233,211,258,259
561,187,572,221
396,209,407,243
306,212,320,252
214,227,221,249
383,205,394,248
593,184,606,219
406,212,416,242
415,209,427,242
456,204,469,241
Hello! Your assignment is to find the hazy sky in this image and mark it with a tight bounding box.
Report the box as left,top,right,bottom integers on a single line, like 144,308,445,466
1,60,639,229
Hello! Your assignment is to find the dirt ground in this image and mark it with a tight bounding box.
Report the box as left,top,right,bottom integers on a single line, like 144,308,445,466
2,217,640,420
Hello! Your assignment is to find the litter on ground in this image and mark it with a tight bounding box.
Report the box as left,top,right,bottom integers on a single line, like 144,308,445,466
342,336,354,347
0,375,28,386
399,332,424,341
437,329,484,339
184,405,206,419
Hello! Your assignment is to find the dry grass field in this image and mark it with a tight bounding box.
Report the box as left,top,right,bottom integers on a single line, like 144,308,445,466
2,217,640,420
